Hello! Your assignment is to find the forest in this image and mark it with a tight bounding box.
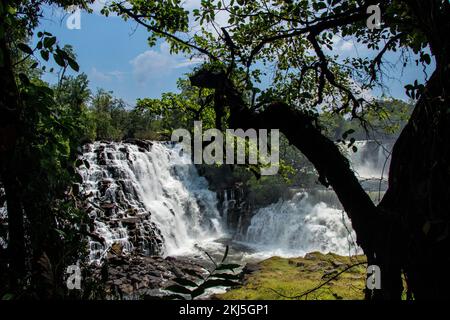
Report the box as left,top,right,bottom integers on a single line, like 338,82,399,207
0,0,449,302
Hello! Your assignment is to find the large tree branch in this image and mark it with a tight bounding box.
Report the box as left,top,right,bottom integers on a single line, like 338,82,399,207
113,4,218,62
369,32,405,82
307,33,363,118
246,0,382,69
190,70,379,257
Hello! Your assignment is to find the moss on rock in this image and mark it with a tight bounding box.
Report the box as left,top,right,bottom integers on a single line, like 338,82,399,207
216,252,367,300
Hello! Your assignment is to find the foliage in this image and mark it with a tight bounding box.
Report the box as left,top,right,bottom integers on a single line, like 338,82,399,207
136,78,217,136
165,245,240,300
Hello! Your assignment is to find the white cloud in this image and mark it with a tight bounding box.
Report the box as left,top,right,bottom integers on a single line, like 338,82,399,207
130,49,173,83
129,42,205,84
340,40,354,51
90,67,126,82
174,56,206,68
329,34,355,52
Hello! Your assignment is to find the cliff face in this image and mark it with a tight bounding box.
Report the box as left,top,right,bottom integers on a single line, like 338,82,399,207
77,140,224,264
216,187,253,236
196,164,255,237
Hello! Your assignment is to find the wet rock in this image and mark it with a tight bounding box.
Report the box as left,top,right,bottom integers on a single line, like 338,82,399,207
304,252,321,260
123,139,153,152
242,262,260,275
331,260,348,268
322,269,340,280
87,254,207,299
72,183,80,196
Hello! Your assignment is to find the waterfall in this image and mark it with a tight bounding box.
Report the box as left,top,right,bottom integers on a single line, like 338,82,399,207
239,140,394,258
241,192,359,258
348,140,393,181
0,139,394,265
78,141,223,263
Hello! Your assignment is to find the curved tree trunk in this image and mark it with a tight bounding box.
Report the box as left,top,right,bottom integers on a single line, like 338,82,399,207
191,56,449,299
0,15,25,291
380,65,450,299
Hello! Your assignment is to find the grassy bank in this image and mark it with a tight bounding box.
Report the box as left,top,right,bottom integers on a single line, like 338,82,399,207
216,252,367,300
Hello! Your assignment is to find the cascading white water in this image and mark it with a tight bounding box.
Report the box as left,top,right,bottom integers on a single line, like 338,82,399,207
78,141,223,263
348,140,392,180
76,139,393,263
241,192,359,258
239,140,394,258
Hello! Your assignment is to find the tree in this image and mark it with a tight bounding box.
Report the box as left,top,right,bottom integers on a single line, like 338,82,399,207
109,0,450,299
136,78,217,137
0,0,94,295
90,89,128,140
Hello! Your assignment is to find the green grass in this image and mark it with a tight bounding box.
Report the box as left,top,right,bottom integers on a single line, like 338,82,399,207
216,252,367,300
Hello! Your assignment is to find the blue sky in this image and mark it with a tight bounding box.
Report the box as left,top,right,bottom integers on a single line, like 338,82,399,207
38,6,201,105
36,2,431,106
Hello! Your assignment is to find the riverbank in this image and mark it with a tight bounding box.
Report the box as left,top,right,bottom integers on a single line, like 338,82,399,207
216,252,367,300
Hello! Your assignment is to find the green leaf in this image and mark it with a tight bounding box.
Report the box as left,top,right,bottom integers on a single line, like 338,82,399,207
40,50,49,61
346,129,355,135
221,245,229,263
55,228,67,238
2,293,14,300
198,279,240,290
183,269,204,279
165,284,192,295
54,52,66,67
421,53,431,65
317,1,327,10
43,36,57,49
163,294,186,300
211,273,240,280
348,137,356,147
216,263,240,271
342,128,355,140
190,287,205,299
67,57,80,72
17,43,33,55
173,278,198,287
18,73,30,85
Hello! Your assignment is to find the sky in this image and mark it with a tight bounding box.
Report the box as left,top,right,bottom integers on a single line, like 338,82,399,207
35,1,432,106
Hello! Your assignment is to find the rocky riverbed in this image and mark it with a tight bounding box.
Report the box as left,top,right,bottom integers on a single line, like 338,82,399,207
87,251,208,299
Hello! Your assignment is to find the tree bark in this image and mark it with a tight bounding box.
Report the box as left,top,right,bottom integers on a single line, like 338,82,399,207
380,63,450,299
241,71,450,299
0,2,26,290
